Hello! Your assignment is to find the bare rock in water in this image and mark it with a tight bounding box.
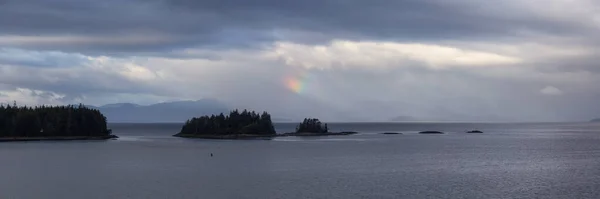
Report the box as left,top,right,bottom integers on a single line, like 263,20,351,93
418,131,444,134
466,130,483,133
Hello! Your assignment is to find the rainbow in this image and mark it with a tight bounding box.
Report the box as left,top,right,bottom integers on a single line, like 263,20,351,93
284,71,312,94
285,77,304,93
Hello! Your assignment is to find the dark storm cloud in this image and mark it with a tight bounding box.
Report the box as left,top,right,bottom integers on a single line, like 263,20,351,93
166,0,521,39
0,0,590,54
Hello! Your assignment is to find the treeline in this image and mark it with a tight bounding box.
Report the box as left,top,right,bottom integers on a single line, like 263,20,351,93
296,118,328,133
178,110,334,136
179,109,276,135
0,104,112,137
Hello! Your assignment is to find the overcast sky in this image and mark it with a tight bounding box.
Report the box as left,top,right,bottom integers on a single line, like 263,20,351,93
1,0,599,122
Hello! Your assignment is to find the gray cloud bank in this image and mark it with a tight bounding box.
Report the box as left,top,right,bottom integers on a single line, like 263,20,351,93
0,0,599,122
2,0,597,53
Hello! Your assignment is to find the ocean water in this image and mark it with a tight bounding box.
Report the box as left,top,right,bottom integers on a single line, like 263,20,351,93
1,122,600,198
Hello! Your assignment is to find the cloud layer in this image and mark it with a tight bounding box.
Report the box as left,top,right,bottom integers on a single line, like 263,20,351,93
1,0,599,121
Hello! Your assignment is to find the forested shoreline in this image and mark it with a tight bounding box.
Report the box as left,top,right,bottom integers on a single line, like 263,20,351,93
0,103,116,140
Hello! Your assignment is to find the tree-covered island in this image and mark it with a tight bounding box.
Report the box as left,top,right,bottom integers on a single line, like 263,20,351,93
173,109,277,139
174,112,357,140
0,103,117,142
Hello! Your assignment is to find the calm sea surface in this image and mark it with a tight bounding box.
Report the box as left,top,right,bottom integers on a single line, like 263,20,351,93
2,122,600,198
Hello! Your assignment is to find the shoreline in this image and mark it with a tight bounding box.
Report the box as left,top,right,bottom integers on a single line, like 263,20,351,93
0,135,119,142
174,131,358,140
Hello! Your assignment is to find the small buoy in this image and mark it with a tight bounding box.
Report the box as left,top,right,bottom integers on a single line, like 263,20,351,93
210,153,213,157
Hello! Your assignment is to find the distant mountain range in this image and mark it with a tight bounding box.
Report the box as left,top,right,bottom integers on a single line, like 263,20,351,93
86,99,453,123
591,118,600,123
86,99,293,123
88,99,229,123
84,98,531,123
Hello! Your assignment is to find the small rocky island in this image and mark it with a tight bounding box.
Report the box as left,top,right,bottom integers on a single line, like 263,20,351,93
466,130,483,133
591,118,600,123
174,111,357,139
0,104,117,142
280,118,357,136
419,131,444,134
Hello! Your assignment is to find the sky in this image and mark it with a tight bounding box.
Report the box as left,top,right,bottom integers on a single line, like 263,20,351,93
0,0,599,122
